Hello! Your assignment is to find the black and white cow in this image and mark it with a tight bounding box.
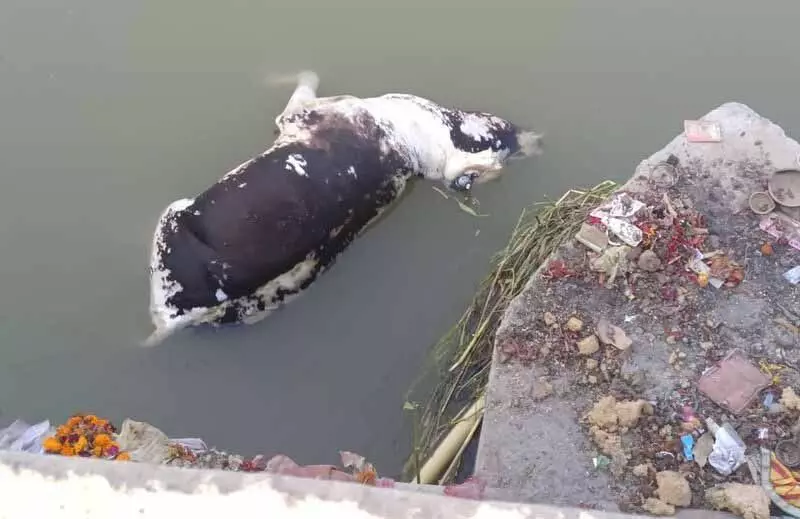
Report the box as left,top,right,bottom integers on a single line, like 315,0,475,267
145,71,542,346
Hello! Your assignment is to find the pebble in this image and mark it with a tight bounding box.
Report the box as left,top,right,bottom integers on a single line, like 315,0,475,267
587,375,598,385
531,378,554,401
680,380,691,389
565,317,584,332
577,335,600,355
637,250,662,272
677,351,687,359
700,341,713,351
586,358,599,370
543,312,557,326
776,329,796,348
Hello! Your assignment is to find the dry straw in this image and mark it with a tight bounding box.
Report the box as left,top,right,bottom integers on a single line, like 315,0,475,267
404,180,618,484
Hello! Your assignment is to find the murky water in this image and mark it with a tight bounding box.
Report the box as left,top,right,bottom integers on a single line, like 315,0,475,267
2,0,800,475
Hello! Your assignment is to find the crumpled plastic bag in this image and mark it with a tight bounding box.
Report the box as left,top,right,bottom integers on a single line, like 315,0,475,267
708,427,747,476
0,419,54,454
116,419,172,464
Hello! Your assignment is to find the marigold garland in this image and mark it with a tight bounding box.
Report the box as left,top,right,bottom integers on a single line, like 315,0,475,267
42,414,130,461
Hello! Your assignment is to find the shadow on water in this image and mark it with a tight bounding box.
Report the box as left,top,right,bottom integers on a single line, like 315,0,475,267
3,0,800,477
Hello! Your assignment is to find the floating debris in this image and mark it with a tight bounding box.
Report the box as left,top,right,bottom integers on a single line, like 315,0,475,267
42,414,130,461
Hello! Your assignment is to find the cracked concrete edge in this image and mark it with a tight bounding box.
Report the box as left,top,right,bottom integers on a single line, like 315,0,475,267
0,450,670,519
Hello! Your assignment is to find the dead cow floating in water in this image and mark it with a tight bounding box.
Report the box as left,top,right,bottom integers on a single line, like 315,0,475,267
145,71,543,346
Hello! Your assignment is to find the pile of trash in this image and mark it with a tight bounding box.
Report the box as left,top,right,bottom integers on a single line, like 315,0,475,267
509,170,800,518
0,412,485,499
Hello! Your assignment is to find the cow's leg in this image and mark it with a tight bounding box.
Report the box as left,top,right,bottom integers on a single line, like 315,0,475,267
274,70,319,130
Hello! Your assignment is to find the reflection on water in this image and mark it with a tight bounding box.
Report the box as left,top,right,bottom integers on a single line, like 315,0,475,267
1,0,800,474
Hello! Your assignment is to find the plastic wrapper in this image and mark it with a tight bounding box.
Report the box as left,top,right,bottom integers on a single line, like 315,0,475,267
116,419,172,464
707,419,747,476
0,420,53,454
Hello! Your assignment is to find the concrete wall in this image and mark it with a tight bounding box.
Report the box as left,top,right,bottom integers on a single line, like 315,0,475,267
0,451,656,519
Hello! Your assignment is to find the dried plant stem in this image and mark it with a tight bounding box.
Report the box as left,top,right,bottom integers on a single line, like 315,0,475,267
403,180,618,483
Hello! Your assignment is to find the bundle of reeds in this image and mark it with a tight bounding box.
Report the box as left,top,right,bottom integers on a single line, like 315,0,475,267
404,180,618,484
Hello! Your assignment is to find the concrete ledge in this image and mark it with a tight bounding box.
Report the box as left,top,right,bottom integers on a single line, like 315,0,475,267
476,101,784,517
0,450,663,519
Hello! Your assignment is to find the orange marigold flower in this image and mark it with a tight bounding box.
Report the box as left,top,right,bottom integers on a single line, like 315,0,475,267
43,437,62,453
84,415,99,424
94,434,112,448
67,416,82,427
74,436,89,453
91,446,103,457
56,425,70,436
115,452,131,462
60,445,76,456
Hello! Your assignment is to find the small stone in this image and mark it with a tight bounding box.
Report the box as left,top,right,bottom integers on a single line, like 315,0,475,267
543,312,556,326
587,375,598,384
616,400,652,427
660,425,673,438
666,335,677,345
565,316,584,332
781,387,800,411
632,463,652,477
700,341,713,351
677,351,687,359
705,483,769,519
577,335,600,355
587,396,620,430
668,351,679,365
596,319,633,350
539,346,551,358
586,358,599,370
776,329,796,348
626,246,643,261
637,250,662,272
680,380,691,389
531,378,554,401
642,498,675,516
656,470,691,507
